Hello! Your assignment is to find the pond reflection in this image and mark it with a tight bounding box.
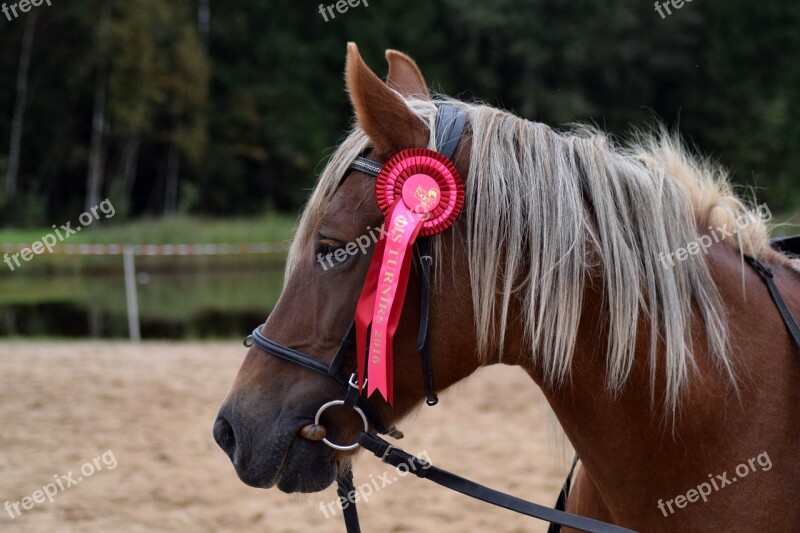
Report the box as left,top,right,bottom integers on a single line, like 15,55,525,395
0,264,285,339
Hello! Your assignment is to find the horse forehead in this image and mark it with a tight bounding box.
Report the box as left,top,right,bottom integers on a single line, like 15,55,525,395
322,172,381,226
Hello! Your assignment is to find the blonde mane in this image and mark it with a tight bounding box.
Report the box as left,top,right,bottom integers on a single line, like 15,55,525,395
288,96,775,415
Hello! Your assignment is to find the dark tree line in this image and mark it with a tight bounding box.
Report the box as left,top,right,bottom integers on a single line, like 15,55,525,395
0,0,798,227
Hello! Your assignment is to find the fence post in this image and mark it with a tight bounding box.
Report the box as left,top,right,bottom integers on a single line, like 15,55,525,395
123,244,141,342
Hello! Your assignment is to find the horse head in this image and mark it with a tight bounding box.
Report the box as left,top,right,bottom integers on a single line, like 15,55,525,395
213,44,489,493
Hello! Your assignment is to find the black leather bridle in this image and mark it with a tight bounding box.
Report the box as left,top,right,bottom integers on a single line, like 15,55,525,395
245,105,800,533
244,105,634,533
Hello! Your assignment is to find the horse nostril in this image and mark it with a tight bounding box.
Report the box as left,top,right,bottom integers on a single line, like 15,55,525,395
213,415,237,460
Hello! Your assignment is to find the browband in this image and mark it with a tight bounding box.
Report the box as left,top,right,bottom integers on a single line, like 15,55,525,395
350,157,382,177
350,105,467,177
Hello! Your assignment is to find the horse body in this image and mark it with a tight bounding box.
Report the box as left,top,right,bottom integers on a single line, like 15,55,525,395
215,44,800,531
555,243,800,531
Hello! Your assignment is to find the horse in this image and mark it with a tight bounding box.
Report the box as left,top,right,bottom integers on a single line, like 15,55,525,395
214,43,800,532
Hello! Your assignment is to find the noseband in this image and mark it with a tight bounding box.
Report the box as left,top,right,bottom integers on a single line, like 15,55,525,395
243,105,636,533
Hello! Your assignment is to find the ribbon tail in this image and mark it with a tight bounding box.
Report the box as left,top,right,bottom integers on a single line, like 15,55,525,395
367,203,425,404
383,222,423,402
354,237,386,393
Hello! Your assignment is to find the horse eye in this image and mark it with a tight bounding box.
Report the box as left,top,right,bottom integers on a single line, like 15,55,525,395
315,238,348,268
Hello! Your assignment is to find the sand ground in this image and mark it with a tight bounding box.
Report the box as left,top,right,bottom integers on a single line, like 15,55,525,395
0,342,573,532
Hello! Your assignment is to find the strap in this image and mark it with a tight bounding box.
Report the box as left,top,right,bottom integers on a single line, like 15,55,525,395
330,322,357,377
435,105,467,160
350,157,382,177
745,256,800,348
246,328,389,435
337,469,361,533
548,455,580,533
250,328,332,376
420,340,437,406
415,238,432,350
771,235,800,257
415,237,438,405
357,432,637,533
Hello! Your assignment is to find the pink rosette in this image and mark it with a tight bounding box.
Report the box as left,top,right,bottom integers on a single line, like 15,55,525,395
375,148,464,236
355,148,464,404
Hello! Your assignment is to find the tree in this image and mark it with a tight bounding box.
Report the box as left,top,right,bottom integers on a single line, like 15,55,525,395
4,14,37,199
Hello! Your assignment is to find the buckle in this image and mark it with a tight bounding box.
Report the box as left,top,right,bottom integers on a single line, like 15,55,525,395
348,373,366,390
380,444,397,463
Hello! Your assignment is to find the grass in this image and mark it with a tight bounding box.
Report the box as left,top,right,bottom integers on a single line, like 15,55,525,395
0,213,299,245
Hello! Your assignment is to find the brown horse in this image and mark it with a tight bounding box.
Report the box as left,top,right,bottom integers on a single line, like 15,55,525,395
214,43,800,531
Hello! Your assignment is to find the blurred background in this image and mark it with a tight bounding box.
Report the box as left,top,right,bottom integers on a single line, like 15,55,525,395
1,0,799,340
1,3,799,533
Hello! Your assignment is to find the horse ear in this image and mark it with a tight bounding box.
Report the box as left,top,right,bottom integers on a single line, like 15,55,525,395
345,43,428,157
385,50,430,99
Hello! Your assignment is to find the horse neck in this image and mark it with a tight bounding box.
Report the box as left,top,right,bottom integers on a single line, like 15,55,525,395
518,242,800,527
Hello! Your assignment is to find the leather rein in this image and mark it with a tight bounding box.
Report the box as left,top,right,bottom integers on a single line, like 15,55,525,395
245,105,800,533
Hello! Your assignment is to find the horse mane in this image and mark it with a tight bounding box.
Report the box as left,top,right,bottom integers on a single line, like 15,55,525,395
289,95,776,416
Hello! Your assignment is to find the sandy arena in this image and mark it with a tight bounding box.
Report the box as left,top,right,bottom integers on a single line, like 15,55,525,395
0,342,573,532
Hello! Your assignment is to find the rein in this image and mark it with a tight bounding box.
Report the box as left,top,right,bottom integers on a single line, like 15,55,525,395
248,321,634,533
244,104,800,533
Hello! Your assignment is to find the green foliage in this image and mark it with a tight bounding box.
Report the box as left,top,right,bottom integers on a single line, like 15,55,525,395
694,0,800,211
0,191,48,226
0,0,798,225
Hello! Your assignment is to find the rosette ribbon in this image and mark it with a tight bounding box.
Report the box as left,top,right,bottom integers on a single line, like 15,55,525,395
355,148,464,404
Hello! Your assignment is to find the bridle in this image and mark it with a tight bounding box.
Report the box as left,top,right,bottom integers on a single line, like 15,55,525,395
244,105,636,533
245,105,470,445
244,103,800,533
244,104,800,533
